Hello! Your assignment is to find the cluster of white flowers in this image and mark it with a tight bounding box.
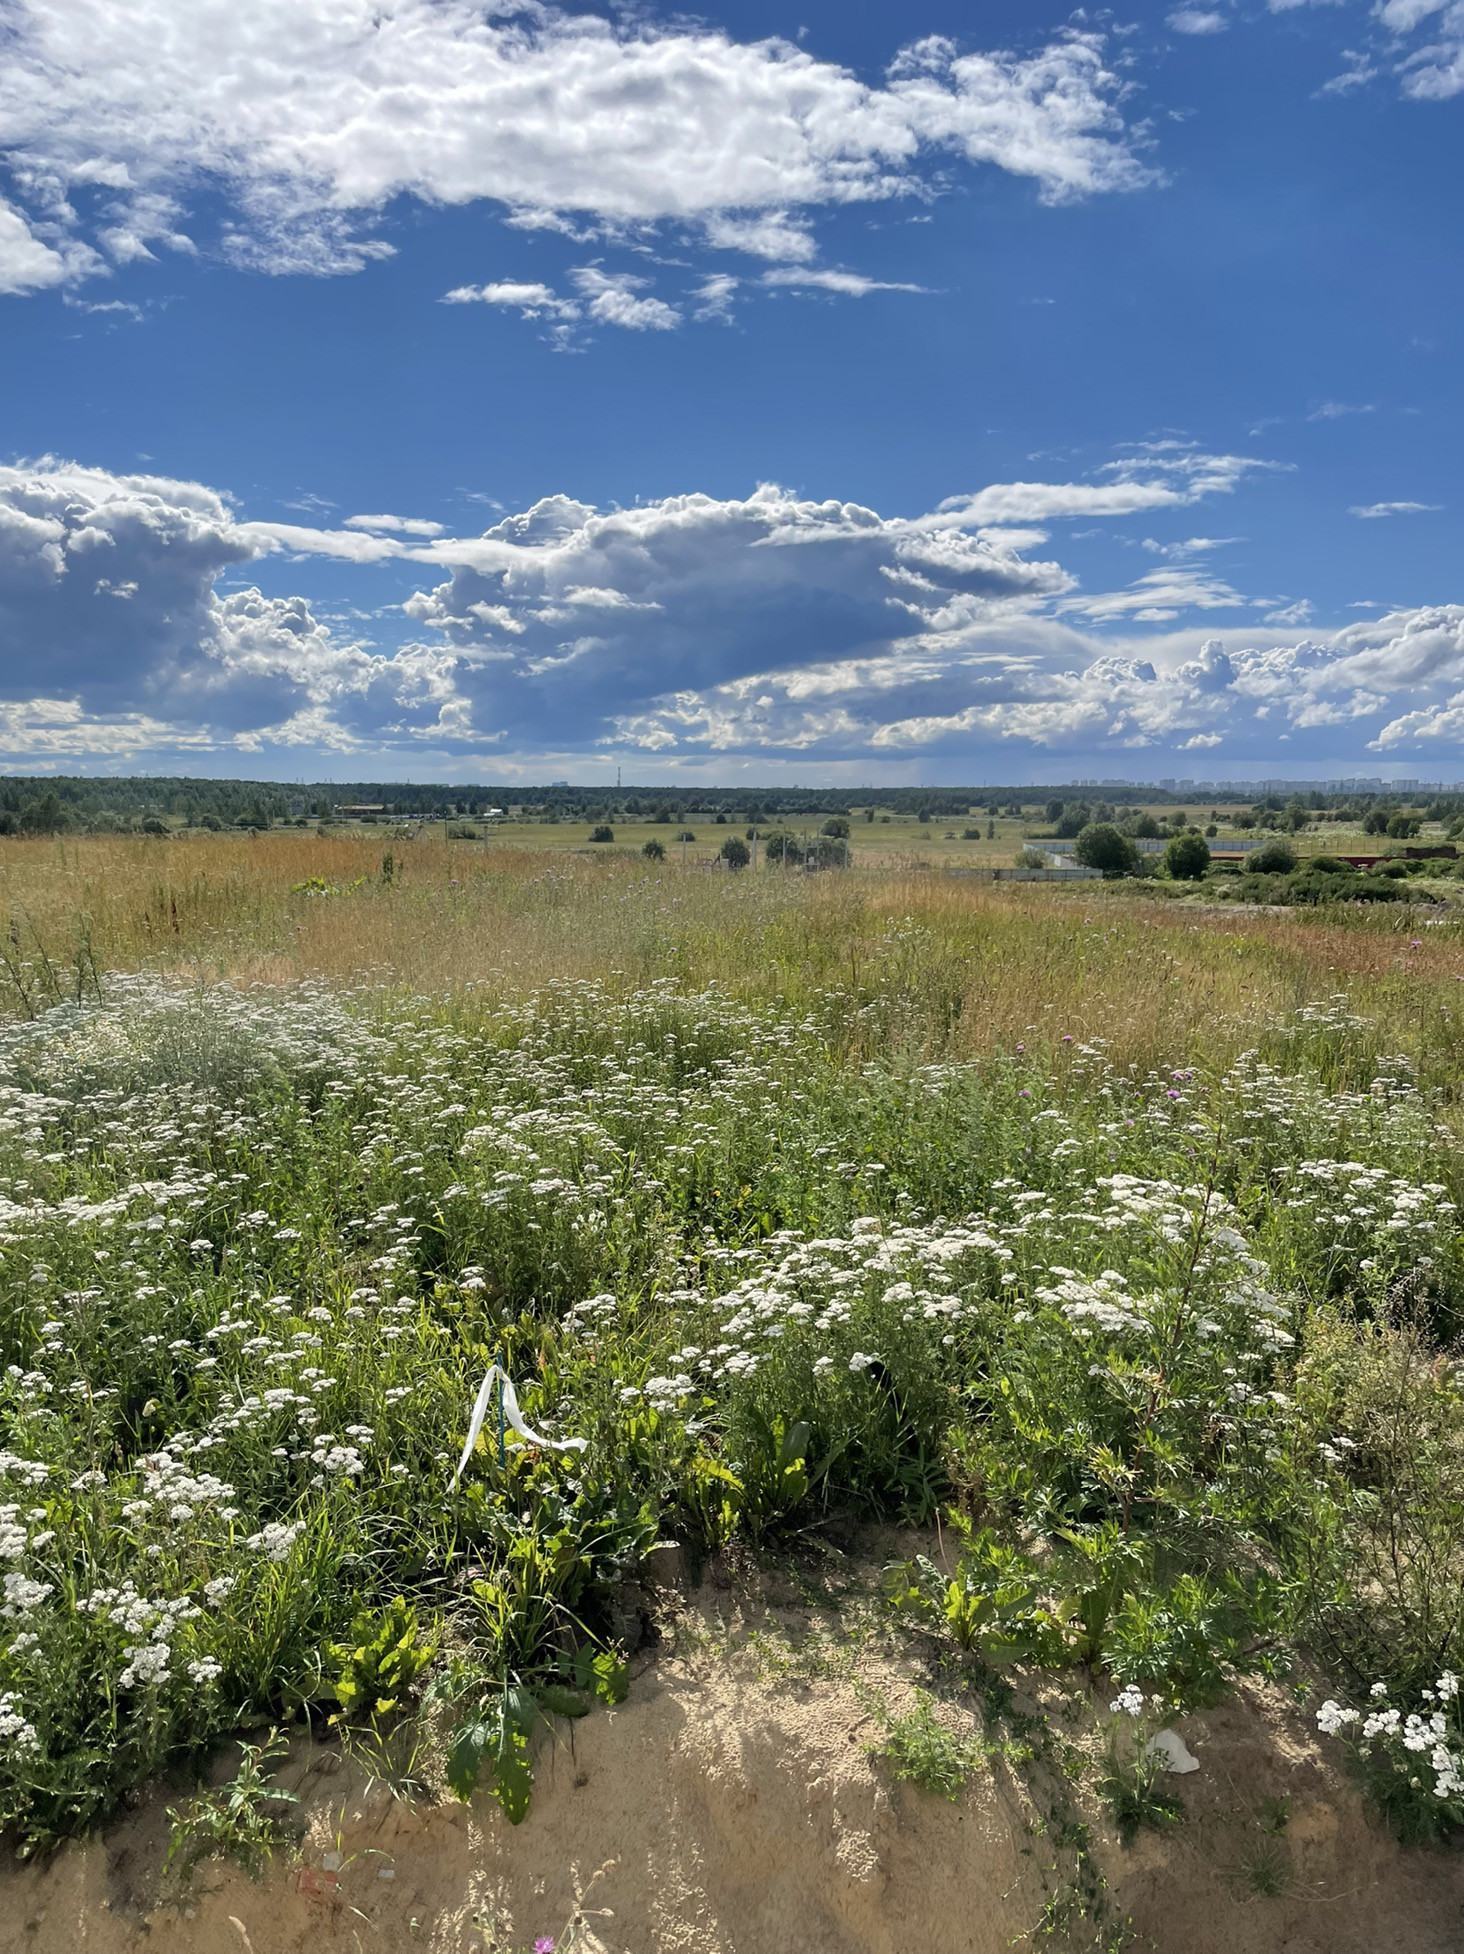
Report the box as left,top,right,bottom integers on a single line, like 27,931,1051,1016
246,1520,305,1561
133,1453,239,1523
0,1690,39,1751
1036,1268,1148,1337
77,1579,205,1691
1284,1160,1454,1261
1318,1674,1464,1802
0,1507,31,1561
643,1374,695,1412
2,1573,51,1616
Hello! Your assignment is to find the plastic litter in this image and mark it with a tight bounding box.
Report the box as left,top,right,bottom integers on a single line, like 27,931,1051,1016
450,1362,587,1486
1145,1728,1199,1774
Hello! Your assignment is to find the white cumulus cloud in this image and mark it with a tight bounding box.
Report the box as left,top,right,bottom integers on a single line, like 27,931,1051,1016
0,5,1153,292
1349,499,1442,518
442,281,580,321
0,198,77,293
762,267,928,296
569,267,680,332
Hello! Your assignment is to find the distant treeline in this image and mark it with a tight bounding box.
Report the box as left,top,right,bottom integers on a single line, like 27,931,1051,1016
1,775,1462,835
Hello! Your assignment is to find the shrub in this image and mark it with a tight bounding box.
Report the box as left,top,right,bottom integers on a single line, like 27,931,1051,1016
1073,824,1138,876
822,817,850,839
806,835,850,870
642,838,666,861
589,825,614,843
720,836,750,870
1294,1312,1464,1690
1163,834,1211,880
1248,839,1297,874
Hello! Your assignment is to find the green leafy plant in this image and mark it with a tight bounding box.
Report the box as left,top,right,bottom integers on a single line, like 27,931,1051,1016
164,1729,301,1886
885,1529,1067,1666
329,1596,438,1722
681,1453,745,1549
448,1683,539,1822
727,1413,812,1542
1097,1720,1186,1848
870,1691,983,1799
446,1647,629,1823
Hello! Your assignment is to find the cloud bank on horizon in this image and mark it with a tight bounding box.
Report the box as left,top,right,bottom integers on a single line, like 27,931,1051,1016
1,455,1460,778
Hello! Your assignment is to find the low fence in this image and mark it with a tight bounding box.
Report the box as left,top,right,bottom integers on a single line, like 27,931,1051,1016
996,866,1103,882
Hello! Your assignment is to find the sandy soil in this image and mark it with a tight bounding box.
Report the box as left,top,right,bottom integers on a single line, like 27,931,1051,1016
3,1558,1461,1954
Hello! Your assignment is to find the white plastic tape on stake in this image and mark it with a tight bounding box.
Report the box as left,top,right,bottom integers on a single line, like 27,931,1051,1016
450,1363,587,1487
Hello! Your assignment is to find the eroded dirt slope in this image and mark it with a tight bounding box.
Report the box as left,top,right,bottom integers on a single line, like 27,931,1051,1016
3,1561,1460,1954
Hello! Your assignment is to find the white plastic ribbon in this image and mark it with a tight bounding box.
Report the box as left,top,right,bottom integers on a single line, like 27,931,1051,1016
450,1363,587,1486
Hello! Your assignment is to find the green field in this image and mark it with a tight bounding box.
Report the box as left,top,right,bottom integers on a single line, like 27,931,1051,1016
0,828,1460,1933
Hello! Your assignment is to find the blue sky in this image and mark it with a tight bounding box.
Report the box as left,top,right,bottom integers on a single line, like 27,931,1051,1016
0,0,1460,783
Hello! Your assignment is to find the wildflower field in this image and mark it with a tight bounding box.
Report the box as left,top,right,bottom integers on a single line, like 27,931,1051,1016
0,832,1462,1890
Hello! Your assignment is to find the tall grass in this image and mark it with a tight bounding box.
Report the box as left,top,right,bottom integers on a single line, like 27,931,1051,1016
3,833,1462,1084
0,836,1461,1858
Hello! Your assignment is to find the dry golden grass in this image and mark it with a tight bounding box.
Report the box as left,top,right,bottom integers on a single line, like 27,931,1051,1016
2,831,1462,1081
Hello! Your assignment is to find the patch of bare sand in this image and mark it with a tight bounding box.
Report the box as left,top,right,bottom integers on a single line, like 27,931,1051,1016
2,1568,1461,1954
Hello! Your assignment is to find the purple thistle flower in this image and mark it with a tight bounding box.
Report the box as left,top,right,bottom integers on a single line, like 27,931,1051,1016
534,1939,556,1954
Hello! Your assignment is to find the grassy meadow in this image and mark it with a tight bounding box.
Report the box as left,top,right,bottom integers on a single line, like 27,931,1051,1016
0,825,1461,1917
4,826,1464,1079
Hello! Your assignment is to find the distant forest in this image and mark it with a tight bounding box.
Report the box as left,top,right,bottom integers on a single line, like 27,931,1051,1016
1,774,1461,835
